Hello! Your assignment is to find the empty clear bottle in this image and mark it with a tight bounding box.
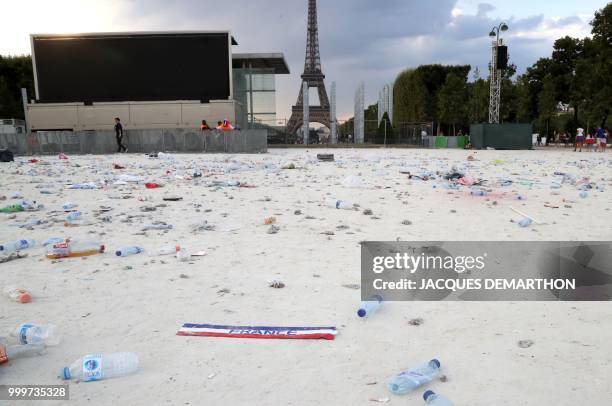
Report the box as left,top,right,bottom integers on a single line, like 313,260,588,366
0,239,35,252
388,359,441,395
357,294,383,318
115,247,144,257
0,344,46,365
62,202,78,210
10,323,61,346
4,286,32,303
326,198,354,210
60,352,139,382
423,390,454,405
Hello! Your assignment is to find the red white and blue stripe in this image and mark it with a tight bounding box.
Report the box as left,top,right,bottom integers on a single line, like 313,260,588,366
177,323,337,340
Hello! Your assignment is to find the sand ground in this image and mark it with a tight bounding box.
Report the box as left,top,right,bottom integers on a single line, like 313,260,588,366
1,148,611,405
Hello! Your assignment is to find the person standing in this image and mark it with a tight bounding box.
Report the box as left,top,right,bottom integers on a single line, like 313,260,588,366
114,117,127,153
596,126,607,152
574,127,584,152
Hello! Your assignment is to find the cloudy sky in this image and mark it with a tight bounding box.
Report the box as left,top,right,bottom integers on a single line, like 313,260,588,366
1,0,606,119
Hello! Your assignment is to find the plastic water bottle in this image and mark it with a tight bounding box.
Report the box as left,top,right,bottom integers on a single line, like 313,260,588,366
46,240,105,259
518,218,533,228
65,211,82,222
579,191,588,198
0,239,35,252
388,359,441,395
142,224,173,231
62,202,78,210
115,247,144,257
151,245,180,256
10,323,61,346
357,294,383,317
60,352,139,382
0,344,46,365
176,248,191,262
4,286,32,303
424,390,454,405
326,198,354,210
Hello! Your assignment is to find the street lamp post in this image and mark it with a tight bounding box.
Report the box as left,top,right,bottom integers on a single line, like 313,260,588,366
488,22,509,124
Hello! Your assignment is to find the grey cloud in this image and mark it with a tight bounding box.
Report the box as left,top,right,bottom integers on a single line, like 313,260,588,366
108,0,590,118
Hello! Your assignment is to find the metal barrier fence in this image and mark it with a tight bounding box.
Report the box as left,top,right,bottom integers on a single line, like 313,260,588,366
0,129,268,155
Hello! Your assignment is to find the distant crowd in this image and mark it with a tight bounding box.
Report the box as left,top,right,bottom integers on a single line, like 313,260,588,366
537,126,608,152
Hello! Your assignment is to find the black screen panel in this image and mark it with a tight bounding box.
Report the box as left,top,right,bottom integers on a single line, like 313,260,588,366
33,33,230,103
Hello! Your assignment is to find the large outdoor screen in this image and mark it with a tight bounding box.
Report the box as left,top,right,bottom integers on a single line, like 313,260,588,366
32,32,231,103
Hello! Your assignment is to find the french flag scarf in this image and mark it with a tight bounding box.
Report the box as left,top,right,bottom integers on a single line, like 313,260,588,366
177,323,337,340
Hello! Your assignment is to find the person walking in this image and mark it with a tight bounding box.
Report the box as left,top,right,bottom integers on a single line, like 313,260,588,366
114,117,127,153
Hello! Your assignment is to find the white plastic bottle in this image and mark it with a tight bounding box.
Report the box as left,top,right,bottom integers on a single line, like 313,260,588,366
115,247,144,257
10,323,61,346
0,344,46,364
60,352,139,382
423,390,454,405
388,359,441,395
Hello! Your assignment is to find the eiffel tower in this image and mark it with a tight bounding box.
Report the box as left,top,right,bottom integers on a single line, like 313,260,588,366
286,0,330,134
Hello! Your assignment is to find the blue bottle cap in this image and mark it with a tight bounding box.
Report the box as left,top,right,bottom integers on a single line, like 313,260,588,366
62,367,71,380
357,309,366,317
115,251,122,256
423,390,435,401
430,359,441,368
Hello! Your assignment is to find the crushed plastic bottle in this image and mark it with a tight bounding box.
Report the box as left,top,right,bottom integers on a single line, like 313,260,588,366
0,239,35,252
0,343,46,364
423,390,454,405
357,294,383,318
518,218,533,228
62,202,78,210
326,198,354,210
116,247,144,257
10,323,61,346
388,359,441,395
60,352,139,382
4,286,32,303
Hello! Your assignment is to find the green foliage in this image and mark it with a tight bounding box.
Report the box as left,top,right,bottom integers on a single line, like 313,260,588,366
0,55,34,118
437,72,468,134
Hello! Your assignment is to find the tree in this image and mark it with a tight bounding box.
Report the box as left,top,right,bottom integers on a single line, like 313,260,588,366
467,68,489,124
538,75,557,136
0,55,34,118
437,72,468,135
